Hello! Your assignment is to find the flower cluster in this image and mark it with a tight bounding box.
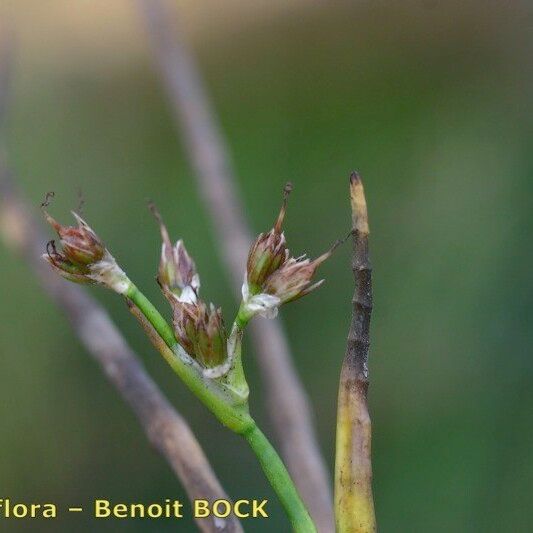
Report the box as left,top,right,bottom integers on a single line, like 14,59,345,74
42,197,129,294
42,185,337,371
171,300,227,368
241,183,335,320
153,206,228,369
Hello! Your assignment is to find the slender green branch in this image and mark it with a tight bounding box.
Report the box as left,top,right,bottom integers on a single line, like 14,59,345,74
127,284,316,531
126,284,176,347
126,283,253,434
244,424,317,533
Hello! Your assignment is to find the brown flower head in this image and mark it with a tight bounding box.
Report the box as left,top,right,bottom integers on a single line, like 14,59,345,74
172,299,227,368
241,184,340,320
42,194,129,293
43,198,105,267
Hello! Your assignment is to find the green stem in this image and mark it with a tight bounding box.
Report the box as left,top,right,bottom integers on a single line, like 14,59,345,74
125,283,252,433
244,424,317,533
127,284,316,532
127,284,177,347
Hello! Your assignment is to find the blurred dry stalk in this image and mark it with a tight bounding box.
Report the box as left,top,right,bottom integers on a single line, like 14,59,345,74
334,174,376,532
136,1,334,529
0,178,243,533
0,39,242,533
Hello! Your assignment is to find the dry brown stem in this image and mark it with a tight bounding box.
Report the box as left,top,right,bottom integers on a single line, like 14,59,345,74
136,1,334,530
334,172,376,533
0,41,241,528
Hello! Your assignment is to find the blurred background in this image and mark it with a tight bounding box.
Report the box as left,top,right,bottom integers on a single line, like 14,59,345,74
0,0,532,531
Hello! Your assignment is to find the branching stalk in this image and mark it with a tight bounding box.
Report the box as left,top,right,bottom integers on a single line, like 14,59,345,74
126,283,253,433
38,188,318,530
127,290,316,532
244,425,316,533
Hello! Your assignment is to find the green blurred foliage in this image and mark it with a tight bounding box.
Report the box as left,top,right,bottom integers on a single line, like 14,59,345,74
1,1,532,531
